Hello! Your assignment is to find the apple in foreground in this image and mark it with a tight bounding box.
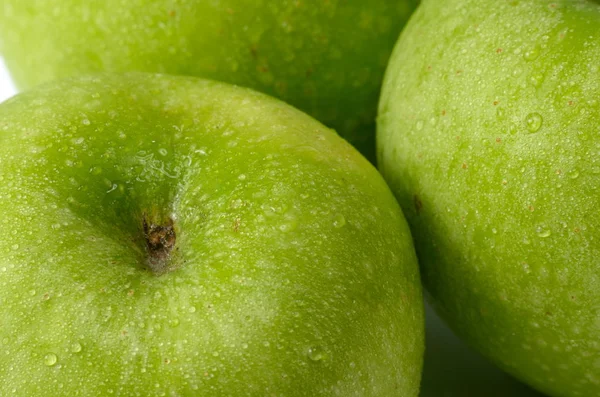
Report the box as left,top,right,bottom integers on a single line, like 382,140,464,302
0,0,419,162
377,0,600,396
0,73,424,396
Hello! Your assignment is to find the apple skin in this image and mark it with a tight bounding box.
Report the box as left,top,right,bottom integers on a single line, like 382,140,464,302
0,0,419,162
0,73,424,396
377,1,600,396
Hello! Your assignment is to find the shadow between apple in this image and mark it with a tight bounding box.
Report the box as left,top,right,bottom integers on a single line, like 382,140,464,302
419,302,547,397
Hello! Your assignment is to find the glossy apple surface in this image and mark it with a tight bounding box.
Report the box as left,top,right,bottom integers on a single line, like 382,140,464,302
377,1,600,396
0,1,418,161
0,73,424,396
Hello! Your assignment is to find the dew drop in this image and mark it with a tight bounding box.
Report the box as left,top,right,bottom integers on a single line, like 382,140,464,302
188,306,197,313
415,120,424,131
536,224,552,238
28,289,36,296
44,353,58,366
523,46,540,61
70,343,82,353
82,119,91,126
169,318,180,328
158,148,168,156
525,113,543,133
230,199,243,209
89,166,102,175
567,169,580,179
496,107,505,119
529,73,545,87
238,174,247,181
307,346,327,362
333,214,346,228
279,218,298,233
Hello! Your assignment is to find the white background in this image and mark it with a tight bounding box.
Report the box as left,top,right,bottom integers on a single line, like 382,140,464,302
0,57,16,102
0,56,543,396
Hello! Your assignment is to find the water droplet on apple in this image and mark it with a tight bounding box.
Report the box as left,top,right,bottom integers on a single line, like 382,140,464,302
11,244,18,250
307,346,327,362
279,216,298,232
238,174,247,181
523,46,540,61
212,351,219,357
525,113,543,133
82,119,91,126
158,148,168,156
333,214,346,228
44,353,58,366
536,224,552,238
230,199,244,209
496,107,505,120
415,120,424,131
89,166,102,175
70,342,82,353
241,343,248,349
188,306,197,313
169,318,180,328
567,169,580,179
529,73,545,87
106,181,126,196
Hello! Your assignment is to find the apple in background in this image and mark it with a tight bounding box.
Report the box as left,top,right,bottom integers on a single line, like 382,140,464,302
377,0,600,396
0,0,419,162
0,73,424,396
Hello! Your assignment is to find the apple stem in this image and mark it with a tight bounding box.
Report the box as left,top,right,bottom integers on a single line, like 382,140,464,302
143,214,176,275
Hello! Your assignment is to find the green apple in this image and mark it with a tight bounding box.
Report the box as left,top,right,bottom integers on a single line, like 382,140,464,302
377,0,600,396
0,73,424,396
0,0,419,162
